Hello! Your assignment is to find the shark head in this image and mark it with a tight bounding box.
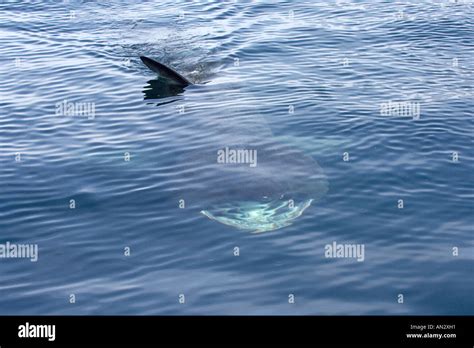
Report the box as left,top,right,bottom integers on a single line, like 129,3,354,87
181,139,328,233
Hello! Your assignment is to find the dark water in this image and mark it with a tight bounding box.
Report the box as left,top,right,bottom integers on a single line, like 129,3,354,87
0,0,473,314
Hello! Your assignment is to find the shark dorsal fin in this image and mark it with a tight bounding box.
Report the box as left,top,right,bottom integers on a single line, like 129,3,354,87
140,56,192,86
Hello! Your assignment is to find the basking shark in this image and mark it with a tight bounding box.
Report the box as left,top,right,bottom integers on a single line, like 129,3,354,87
140,56,329,233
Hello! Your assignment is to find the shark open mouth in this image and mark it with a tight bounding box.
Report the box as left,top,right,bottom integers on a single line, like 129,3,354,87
201,198,314,233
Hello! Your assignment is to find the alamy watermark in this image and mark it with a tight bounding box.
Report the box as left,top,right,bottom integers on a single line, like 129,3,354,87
380,100,421,120
55,99,96,119
217,147,257,167
18,322,55,341
0,241,38,262
325,241,365,262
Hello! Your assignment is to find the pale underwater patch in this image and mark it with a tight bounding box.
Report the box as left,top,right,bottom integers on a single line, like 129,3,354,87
272,134,350,157
201,198,313,233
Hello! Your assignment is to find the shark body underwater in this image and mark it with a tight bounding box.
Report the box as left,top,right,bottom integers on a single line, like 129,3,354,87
140,55,328,233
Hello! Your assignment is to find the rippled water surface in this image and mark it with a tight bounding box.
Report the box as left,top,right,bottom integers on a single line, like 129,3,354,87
0,0,473,314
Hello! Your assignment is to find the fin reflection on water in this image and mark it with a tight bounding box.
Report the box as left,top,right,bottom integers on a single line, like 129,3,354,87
142,78,185,105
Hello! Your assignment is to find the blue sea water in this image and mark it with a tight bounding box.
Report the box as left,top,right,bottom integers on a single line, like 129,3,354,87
0,0,472,315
